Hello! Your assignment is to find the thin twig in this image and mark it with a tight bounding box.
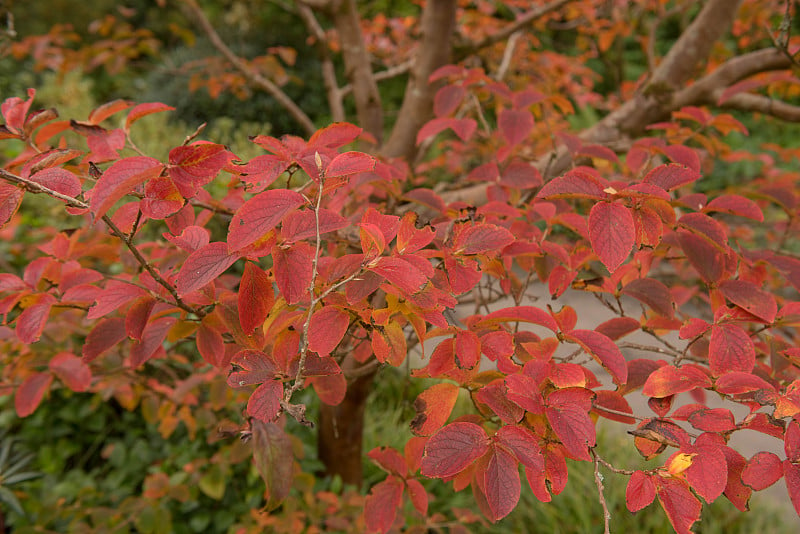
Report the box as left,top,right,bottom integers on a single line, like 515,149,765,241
591,449,612,534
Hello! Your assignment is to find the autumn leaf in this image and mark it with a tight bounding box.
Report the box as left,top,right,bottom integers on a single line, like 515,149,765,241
364,476,404,534
89,156,163,220
325,151,375,178
642,364,711,398
410,383,460,436
15,372,53,417
308,306,350,355
742,451,783,491
656,477,702,534
420,422,489,478
227,189,305,252
49,352,91,392
709,323,755,376
483,444,521,520
176,242,239,296
564,329,627,385
238,262,274,334
718,279,777,323
453,223,515,255
588,202,635,273
545,387,596,461
626,471,656,512
642,163,701,191
252,420,293,511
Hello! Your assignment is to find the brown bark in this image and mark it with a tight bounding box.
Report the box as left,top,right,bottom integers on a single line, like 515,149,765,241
317,354,377,487
331,0,383,142
381,0,458,161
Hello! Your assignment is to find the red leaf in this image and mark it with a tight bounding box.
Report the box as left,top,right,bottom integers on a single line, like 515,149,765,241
593,390,635,423
783,460,800,516
642,365,711,398
420,422,489,478
588,202,635,273
129,317,175,367
251,420,293,511
15,372,53,418
310,372,347,406
406,478,428,516
500,159,542,189
0,182,24,228
16,293,56,343
709,323,755,376
308,122,362,149
687,408,736,432
626,471,656,512
176,242,239,296
455,329,481,369
656,477,702,534
142,175,183,219
536,169,607,200
308,306,349,356
679,318,711,339
49,352,91,392
595,316,640,340
87,280,147,320
718,279,777,323
325,151,375,178
565,329,627,385
168,143,230,198
368,446,407,476
411,383,460,436
196,322,225,367
434,85,465,117
704,194,763,221
82,317,127,362
453,223,514,255
238,262,274,333
498,109,534,146
715,371,776,395
89,156,163,219
721,447,751,511
475,380,525,424
88,99,133,125
364,477,404,534
686,444,728,503
643,163,701,191
545,387,596,461
125,102,175,130
622,278,675,319
125,296,156,342
483,444,521,520
371,321,407,366
29,168,81,198
370,256,428,294
478,306,559,332
416,117,477,144
742,451,783,491
227,189,305,252
248,380,283,422
397,212,435,254
495,425,544,469
1,88,35,132
227,349,280,387
273,242,314,305
506,374,545,414
281,208,348,242
677,231,726,284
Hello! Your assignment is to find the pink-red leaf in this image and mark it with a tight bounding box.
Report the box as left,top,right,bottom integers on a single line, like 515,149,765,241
252,420,293,511
90,156,163,219
248,380,283,423
626,471,656,512
325,151,375,178
453,224,514,255
15,372,53,417
622,278,675,319
176,242,239,296
168,143,229,198
308,306,349,356
49,352,91,392
718,279,777,323
642,364,711,398
370,256,428,295
709,323,755,376
588,202,635,273
227,189,305,252
82,317,127,362
420,422,489,478
643,163,700,191
484,444,521,520
129,317,175,367
565,329,627,385
536,169,607,200
273,242,314,305
656,477,702,534
498,109,534,146
416,117,477,144
742,452,783,491
364,477,404,534
545,388,595,461
16,293,56,343
704,194,763,221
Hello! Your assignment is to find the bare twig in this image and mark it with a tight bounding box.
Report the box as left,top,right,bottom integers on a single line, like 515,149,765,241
591,449,612,534
179,0,316,135
494,31,522,81
339,61,413,97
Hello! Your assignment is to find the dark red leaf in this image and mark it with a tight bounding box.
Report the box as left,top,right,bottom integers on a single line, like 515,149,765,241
453,223,514,255
125,296,156,342
370,256,428,295
228,350,280,387
704,194,763,221
247,380,283,422
227,189,305,252
420,422,489,478
364,476,404,534
505,374,545,414
536,169,607,200
588,202,635,273
709,323,755,376
715,371,776,395
483,444,521,520
367,447,407,476
718,279,777,323
29,168,81,198
89,156,163,219
0,182,24,228
478,306,559,332
545,387,595,461
168,143,230,198
595,317,640,340
783,460,800,516
622,278,675,318
129,317,175,367
593,390,635,423
82,317,127,362
15,372,53,418
87,280,147,320
281,208,348,242
495,425,544,469
308,122,362,149
238,262,274,334
176,242,239,296
475,380,525,424
688,408,736,432
626,471,656,512
643,163,701,191
196,322,225,367
16,293,56,343
434,85,465,117
272,242,314,305
416,117,477,144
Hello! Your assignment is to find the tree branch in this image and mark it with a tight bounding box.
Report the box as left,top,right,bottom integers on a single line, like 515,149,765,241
179,0,316,135
330,0,383,141
381,0,458,161
339,60,413,98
